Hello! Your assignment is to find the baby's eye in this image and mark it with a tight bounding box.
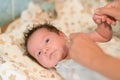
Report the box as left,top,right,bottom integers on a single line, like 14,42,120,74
45,39,49,43
38,51,41,55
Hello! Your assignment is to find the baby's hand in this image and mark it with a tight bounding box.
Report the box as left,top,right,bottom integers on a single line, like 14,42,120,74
93,13,116,25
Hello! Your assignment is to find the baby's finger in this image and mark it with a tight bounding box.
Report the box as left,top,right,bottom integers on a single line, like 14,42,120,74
101,16,107,22
106,18,112,25
111,21,116,26
106,16,116,25
109,16,116,25
93,14,102,19
96,19,102,24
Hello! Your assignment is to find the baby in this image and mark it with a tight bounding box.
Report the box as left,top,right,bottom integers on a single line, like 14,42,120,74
24,14,113,69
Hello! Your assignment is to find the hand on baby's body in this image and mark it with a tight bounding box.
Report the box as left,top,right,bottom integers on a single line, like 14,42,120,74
68,33,105,68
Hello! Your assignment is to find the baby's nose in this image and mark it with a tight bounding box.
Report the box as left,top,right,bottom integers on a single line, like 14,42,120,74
43,47,49,54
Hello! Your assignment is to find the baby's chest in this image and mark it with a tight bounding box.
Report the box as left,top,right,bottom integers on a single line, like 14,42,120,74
56,60,109,80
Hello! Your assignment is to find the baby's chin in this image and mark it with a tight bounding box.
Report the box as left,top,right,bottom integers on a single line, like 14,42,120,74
43,52,67,68
43,62,58,69
42,59,60,69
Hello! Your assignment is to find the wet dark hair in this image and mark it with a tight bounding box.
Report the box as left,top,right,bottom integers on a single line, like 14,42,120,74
24,23,60,53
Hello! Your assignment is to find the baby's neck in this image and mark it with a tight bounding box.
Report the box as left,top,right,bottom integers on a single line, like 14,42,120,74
64,38,71,59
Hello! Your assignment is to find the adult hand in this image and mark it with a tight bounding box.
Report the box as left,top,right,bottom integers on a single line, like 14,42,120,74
69,33,105,67
68,33,120,79
95,0,120,21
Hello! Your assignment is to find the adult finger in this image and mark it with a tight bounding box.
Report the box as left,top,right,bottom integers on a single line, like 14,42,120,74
95,8,120,21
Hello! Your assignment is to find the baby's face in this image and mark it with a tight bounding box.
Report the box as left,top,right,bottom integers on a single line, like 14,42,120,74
27,28,68,68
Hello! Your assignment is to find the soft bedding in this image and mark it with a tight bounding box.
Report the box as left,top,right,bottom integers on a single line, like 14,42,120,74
0,0,120,80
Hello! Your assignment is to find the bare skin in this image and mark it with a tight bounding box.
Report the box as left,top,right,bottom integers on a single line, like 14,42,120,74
95,0,120,21
68,0,120,79
27,20,112,68
69,33,120,80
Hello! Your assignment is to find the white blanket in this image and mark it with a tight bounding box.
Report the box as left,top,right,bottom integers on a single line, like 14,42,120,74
0,0,120,80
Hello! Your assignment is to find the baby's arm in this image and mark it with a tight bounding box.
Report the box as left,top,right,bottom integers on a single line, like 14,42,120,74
88,15,112,42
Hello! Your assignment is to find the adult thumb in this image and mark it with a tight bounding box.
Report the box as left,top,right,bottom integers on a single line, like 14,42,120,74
95,8,120,21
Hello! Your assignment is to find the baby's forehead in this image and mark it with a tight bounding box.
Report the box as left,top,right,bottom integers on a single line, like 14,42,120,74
29,27,60,41
38,27,60,34
33,28,50,34
31,28,56,38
